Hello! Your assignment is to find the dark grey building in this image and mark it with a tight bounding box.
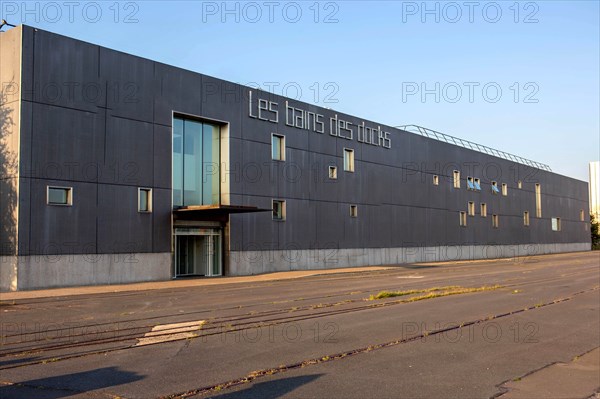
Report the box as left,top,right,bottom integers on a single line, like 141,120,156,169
0,25,590,291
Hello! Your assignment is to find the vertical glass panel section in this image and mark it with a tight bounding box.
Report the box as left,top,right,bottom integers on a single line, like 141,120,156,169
174,117,221,207
272,135,282,160
172,118,184,207
211,234,222,276
139,189,148,211
344,149,354,171
535,184,542,218
203,123,220,205
183,120,203,206
48,188,69,205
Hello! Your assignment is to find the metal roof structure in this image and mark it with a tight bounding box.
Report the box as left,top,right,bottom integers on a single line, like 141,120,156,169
396,124,552,172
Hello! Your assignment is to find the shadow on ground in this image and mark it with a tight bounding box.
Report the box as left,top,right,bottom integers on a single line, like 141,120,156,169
0,366,144,399
207,374,323,399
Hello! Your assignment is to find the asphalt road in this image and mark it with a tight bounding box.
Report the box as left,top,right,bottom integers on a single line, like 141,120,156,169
0,251,599,399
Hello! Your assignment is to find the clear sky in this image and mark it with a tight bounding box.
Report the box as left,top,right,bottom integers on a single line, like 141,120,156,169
2,0,598,182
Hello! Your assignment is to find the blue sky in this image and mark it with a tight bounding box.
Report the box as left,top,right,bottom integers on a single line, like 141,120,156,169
2,0,598,181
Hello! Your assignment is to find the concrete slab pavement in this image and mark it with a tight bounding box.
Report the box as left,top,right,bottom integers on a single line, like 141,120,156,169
499,347,600,399
0,266,392,301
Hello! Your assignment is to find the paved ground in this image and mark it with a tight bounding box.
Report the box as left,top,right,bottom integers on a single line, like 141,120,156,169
0,251,598,399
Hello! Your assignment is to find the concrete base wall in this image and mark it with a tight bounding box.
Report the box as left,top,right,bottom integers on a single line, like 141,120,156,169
2,253,172,291
0,256,18,291
229,243,591,276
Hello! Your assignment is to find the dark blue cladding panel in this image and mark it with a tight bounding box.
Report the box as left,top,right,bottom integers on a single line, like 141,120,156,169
16,26,591,258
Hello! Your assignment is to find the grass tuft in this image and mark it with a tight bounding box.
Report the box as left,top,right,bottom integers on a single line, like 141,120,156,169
368,285,502,301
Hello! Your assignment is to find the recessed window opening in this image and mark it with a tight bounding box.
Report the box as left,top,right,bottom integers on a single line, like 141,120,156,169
47,186,72,206
467,176,475,190
272,134,285,161
491,181,500,194
272,200,286,221
138,188,153,212
468,201,475,216
492,214,499,228
329,165,338,179
459,211,467,226
535,184,542,218
344,148,354,172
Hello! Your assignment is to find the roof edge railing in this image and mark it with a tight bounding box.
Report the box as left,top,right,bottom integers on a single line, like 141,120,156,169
395,124,552,172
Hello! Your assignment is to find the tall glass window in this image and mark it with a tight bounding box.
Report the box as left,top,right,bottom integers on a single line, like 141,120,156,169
173,116,221,207
173,118,184,206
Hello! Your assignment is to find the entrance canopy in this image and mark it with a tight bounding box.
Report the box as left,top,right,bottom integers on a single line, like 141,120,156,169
173,205,271,222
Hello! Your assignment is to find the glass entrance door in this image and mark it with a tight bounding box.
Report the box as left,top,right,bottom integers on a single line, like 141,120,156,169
174,229,222,277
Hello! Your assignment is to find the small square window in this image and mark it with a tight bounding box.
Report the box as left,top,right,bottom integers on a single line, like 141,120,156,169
501,183,508,196
433,175,439,185
474,178,481,191
492,214,499,228
523,211,530,226
518,180,522,189
480,203,487,217
138,188,152,212
344,148,354,172
47,186,72,206
491,181,500,194
468,201,475,216
271,134,285,161
467,176,475,190
551,217,561,231
453,170,461,189
272,200,286,221
350,205,358,218
459,211,467,227
329,166,338,179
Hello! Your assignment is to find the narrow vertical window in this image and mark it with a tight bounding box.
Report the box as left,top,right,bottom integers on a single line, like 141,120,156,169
501,183,508,196
138,188,153,213
518,180,522,189
468,201,475,216
433,175,439,185
272,134,285,161
467,176,474,190
350,205,358,218
329,166,338,179
47,186,73,206
459,211,467,227
344,148,354,172
492,214,499,228
272,200,286,221
523,211,530,226
551,217,561,231
580,210,585,221
491,181,500,194
474,178,481,191
480,203,487,217
453,170,461,188
535,184,542,218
